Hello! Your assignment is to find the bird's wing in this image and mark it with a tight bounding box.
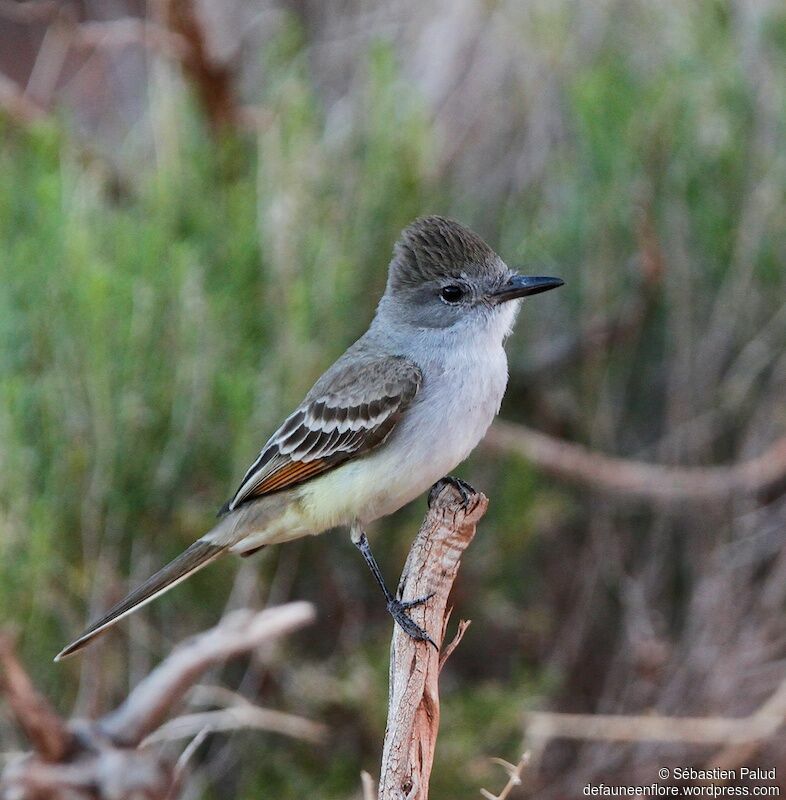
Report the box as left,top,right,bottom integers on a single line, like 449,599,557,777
223,354,422,513
56,354,421,661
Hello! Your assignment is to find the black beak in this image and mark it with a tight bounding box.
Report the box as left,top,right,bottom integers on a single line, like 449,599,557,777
491,273,565,304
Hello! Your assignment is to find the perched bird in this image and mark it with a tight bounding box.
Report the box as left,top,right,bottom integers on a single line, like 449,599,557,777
55,215,563,660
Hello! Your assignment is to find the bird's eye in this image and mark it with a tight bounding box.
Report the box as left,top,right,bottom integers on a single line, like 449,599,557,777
440,284,465,304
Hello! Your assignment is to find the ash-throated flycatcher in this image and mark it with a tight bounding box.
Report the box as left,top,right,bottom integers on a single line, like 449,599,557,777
56,215,563,660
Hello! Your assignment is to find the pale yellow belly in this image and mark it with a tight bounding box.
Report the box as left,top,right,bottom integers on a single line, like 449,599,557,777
227,343,507,551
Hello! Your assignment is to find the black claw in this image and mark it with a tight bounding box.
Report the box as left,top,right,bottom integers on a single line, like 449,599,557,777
398,591,435,610
429,476,476,507
427,481,444,506
453,477,475,504
387,596,438,649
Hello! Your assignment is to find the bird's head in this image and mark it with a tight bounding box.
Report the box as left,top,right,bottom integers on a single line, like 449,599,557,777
378,215,563,338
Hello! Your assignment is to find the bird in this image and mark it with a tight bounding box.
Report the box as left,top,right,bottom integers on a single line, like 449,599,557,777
55,215,563,661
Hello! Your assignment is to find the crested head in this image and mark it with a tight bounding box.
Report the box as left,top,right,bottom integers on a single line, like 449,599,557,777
388,215,506,291
374,215,563,336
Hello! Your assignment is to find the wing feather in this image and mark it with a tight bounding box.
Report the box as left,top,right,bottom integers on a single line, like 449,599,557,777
222,354,422,513
253,459,328,494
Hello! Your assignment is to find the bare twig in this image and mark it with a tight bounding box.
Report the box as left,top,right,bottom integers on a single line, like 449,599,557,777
141,705,326,746
0,74,48,125
1,742,172,800
485,420,786,505
362,770,377,800
1,603,316,799
101,603,315,746
74,19,190,60
523,676,786,749
163,0,238,132
0,1,186,58
377,479,488,800
158,683,327,744
24,4,73,107
0,0,235,135
0,632,73,762
166,726,210,800
480,753,530,800
439,618,471,672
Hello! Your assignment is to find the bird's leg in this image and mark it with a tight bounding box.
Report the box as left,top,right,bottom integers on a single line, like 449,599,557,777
350,522,436,648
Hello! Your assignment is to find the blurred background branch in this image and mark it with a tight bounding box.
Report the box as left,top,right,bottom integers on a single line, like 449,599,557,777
0,604,316,799
480,753,531,800
485,421,786,505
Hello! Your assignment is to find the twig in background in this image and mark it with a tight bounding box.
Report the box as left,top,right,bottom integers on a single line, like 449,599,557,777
168,684,326,745
480,753,530,800
100,604,314,745
485,420,786,506
141,705,326,746
0,631,73,762
76,19,189,59
377,478,488,800
522,678,786,779
0,602,315,799
0,0,242,148
165,725,210,800
0,74,48,125
362,770,377,800
162,0,237,133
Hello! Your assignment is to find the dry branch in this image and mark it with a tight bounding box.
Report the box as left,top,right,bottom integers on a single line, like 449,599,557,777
101,603,313,745
0,602,315,799
485,420,786,505
522,677,786,774
75,19,189,59
0,633,73,763
0,0,237,135
0,74,48,125
480,753,530,800
377,479,488,800
142,705,326,746
163,0,238,132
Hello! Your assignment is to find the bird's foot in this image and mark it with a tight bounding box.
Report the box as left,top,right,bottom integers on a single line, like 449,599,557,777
429,476,476,507
387,593,437,649
352,525,437,648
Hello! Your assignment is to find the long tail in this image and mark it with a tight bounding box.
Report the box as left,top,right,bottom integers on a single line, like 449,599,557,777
54,539,227,661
